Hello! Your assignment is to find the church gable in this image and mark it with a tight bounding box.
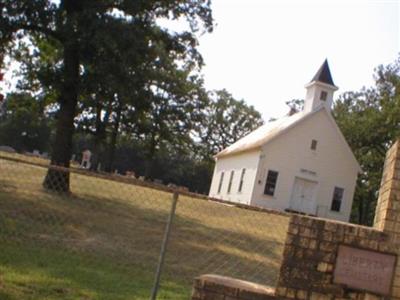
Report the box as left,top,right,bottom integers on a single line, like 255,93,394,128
260,107,360,173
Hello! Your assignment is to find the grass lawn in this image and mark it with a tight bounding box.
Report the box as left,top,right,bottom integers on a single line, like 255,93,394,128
0,154,289,299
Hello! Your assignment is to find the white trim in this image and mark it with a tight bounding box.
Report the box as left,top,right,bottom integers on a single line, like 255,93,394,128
304,80,339,91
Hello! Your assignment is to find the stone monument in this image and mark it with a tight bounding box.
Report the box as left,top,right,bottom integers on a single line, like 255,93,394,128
80,149,92,169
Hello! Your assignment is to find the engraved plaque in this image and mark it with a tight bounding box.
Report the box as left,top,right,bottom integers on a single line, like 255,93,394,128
333,245,396,295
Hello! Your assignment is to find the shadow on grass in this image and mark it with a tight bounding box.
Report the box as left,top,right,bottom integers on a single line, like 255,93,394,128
0,168,288,299
0,242,172,300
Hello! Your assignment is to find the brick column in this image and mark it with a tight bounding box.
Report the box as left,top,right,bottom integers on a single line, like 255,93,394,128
374,140,400,299
374,140,400,232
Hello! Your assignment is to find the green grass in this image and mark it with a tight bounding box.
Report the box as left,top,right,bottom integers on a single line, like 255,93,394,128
0,242,158,300
0,154,289,299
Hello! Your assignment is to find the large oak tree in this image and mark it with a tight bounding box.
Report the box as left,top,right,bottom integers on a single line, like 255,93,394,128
1,0,213,192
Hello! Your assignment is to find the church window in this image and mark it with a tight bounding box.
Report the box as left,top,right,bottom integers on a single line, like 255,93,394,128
264,170,279,196
320,91,328,101
311,139,318,150
331,187,344,212
218,172,224,194
238,168,246,192
227,170,234,193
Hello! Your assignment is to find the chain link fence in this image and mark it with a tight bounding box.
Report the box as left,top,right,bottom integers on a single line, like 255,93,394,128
0,152,290,300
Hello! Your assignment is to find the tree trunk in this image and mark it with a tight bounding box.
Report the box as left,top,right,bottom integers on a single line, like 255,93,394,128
105,104,121,173
357,196,364,225
144,134,157,180
90,125,101,172
363,196,373,226
94,96,113,171
144,159,153,179
43,5,79,192
90,100,105,171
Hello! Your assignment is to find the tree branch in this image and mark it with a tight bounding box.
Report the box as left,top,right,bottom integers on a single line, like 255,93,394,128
18,24,63,42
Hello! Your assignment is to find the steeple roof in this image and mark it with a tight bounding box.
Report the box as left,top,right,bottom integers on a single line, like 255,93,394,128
310,59,335,86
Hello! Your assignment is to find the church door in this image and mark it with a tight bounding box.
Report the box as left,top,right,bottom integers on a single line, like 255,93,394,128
289,177,318,215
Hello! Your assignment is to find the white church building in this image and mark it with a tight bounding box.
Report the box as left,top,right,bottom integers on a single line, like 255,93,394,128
208,60,361,222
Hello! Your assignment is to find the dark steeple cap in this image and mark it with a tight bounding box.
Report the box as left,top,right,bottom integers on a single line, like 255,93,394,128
310,59,335,86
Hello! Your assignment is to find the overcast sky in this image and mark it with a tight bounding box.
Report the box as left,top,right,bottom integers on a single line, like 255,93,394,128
1,0,399,121
197,0,400,120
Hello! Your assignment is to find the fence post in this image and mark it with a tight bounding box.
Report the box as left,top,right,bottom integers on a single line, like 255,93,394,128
150,191,179,300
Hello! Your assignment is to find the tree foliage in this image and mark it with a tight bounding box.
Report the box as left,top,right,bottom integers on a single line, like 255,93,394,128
333,56,400,225
0,93,51,152
1,0,268,194
285,98,304,114
1,0,214,191
198,89,264,158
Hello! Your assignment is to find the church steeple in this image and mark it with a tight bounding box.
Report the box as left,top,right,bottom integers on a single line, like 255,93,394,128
311,59,335,86
303,59,338,113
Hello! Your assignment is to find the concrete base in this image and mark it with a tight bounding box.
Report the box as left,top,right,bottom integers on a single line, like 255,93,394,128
192,274,277,300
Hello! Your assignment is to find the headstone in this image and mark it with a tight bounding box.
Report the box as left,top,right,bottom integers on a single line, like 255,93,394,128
81,150,92,169
125,171,136,178
0,145,16,153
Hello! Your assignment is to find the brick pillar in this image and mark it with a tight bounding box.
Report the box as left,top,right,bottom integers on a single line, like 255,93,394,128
374,140,400,232
374,140,400,299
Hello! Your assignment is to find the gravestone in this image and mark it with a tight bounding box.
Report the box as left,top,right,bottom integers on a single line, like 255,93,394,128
80,149,91,169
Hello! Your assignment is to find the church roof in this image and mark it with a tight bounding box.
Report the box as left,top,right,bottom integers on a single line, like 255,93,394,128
215,107,323,158
310,59,335,86
215,106,361,173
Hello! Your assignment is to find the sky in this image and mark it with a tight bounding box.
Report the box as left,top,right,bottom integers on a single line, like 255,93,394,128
196,0,400,120
1,0,399,121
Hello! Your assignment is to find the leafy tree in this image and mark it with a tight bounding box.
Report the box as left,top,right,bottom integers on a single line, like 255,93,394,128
107,136,213,194
1,0,213,192
132,73,208,177
285,98,304,114
0,56,4,113
333,56,400,225
0,93,51,152
88,86,263,192
197,89,264,158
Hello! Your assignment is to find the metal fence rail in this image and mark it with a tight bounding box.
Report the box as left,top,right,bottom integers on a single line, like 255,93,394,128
0,153,290,300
